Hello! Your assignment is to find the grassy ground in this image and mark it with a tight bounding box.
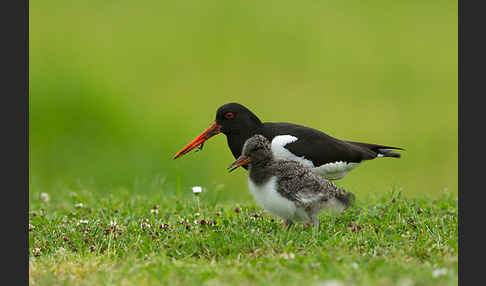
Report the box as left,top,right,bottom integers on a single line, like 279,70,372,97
29,182,457,286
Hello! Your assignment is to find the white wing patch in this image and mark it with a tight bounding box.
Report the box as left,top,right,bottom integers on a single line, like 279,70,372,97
270,135,360,180
271,135,314,168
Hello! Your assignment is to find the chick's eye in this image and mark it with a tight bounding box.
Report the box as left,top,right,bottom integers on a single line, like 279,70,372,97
224,112,235,119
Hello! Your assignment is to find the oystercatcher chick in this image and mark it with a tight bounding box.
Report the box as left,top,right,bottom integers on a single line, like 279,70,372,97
228,135,355,238
174,102,404,180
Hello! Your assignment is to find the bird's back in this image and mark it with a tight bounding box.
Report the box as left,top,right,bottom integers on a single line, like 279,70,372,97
271,160,354,208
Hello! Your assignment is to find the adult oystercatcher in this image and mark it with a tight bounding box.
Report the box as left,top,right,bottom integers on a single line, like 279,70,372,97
174,102,403,180
228,135,355,237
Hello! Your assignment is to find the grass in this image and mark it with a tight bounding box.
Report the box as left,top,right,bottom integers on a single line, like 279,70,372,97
29,182,457,286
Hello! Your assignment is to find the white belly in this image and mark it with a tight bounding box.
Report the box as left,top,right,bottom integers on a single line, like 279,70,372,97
248,176,309,221
313,161,360,180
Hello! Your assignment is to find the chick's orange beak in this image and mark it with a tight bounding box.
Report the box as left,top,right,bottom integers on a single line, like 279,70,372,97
227,155,250,172
173,122,222,159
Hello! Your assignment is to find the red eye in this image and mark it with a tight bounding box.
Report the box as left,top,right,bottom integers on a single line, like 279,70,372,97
224,112,234,119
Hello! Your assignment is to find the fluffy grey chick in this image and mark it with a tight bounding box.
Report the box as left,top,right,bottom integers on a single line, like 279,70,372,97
228,134,355,237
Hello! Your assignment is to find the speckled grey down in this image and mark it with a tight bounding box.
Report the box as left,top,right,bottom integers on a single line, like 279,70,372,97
242,135,355,212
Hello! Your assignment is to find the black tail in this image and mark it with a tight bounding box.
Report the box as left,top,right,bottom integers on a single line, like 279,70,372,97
346,141,405,159
377,148,402,158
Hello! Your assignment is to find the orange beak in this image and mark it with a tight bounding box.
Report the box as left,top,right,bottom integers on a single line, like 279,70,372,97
173,122,222,159
227,155,250,172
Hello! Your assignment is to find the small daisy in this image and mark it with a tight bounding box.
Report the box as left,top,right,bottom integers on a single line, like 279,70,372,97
40,193,50,202
320,280,344,286
192,186,202,194
140,222,151,229
77,219,89,226
33,248,41,256
432,268,448,278
150,209,159,214
75,203,84,208
192,186,203,213
281,253,295,260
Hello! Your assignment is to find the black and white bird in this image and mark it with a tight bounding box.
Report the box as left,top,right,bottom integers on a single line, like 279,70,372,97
228,135,355,237
174,102,404,180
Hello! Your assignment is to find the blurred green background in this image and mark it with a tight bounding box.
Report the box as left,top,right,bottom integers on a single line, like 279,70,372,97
30,0,457,202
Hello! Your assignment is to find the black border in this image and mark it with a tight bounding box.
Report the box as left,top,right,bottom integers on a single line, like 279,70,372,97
459,0,485,285
2,0,29,284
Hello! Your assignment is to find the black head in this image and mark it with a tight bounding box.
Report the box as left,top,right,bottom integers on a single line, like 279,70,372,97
215,103,262,135
173,102,262,160
228,134,273,172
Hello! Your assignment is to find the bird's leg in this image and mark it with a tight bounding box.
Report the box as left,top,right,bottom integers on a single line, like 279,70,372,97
283,219,294,231
312,216,319,239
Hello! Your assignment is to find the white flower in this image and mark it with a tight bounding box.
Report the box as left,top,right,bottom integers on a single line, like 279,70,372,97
40,193,50,202
281,253,295,260
432,268,448,278
397,278,414,286
33,248,41,256
75,203,84,208
194,212,200,217
319,280,344,286
192,186,202,194
110,220,117,227
77,219,89,226
140,222,151,229
150,209,159,214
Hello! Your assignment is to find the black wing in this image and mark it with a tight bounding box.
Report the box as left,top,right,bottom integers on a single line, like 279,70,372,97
259,122,401,167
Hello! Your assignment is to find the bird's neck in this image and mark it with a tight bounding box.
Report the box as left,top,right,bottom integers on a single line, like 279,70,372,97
248,160,274,186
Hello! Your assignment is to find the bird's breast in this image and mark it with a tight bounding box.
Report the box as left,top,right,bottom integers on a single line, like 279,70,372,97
247,176,297,221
